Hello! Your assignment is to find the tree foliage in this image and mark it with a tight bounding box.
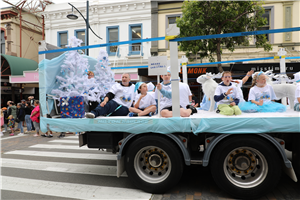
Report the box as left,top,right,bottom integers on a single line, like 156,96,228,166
176,0,272,72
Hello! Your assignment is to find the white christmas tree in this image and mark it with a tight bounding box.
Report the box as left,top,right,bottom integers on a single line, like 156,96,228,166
89,49,116,102
51,36,115,104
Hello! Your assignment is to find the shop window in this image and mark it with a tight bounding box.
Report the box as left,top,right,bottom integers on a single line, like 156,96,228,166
57,31,68,48
129,24,142,55
106,26,119,56
1,30,5,54
75,29,86,54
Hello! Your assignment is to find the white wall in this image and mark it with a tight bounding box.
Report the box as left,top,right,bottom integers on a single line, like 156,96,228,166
43,0,151,78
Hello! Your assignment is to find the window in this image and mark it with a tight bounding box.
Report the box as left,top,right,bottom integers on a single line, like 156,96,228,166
1,30,5,54
168,17,178,26
260,9,271,41
129,24,142,55
75,29,86,54
107,26,119,55
165,14,181,48
57,31,68,48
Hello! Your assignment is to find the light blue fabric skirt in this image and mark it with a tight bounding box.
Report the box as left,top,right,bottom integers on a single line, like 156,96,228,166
239,101,287,113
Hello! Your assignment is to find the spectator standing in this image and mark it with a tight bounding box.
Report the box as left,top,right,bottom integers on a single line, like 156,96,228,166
0,109,3,136
16,103,25,135
21,99,26,108
21,99,26,127
30,100,40,137
24,102,33,133
2,107,8,133
28,96,35,107
7,102,17,119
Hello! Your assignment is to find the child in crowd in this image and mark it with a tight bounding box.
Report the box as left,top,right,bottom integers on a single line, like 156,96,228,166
129,82,156,117
0,109,3,136
8,115,15,136
155,71,197,118
239,72,286,113
214,71,242,116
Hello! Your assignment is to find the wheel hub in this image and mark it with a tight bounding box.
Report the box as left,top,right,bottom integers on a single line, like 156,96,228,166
228,150,256,175
224,147,268,188
134,146,171,184
148,152,163,168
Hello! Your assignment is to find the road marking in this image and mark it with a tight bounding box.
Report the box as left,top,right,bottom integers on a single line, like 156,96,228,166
28,144,111,153
48,140,78,144
1,176,151,200
4,150,117,160
0,135,26,141
29,144,91,150
1,158,127,177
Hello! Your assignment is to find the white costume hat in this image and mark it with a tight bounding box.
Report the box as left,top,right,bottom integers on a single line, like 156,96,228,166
147,82,155,92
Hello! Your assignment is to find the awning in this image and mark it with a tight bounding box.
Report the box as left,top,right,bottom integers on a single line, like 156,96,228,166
1,54,38,76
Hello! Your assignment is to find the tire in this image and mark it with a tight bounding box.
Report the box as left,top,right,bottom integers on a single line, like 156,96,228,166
292,134,300,176
210,135,282,199
125,135,184,193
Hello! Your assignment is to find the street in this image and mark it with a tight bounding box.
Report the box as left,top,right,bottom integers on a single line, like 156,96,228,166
1,132,300,200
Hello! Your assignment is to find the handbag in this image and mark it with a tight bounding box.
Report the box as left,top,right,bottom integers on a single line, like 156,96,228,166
15,118,20,123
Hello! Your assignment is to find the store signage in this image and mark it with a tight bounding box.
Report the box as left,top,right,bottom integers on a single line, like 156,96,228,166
180,67,207,74
148,56,168,75
230,63,300,73
9,71,39,83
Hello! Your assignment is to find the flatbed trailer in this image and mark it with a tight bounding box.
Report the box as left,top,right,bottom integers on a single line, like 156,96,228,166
41,108,300,199
38,27,300,199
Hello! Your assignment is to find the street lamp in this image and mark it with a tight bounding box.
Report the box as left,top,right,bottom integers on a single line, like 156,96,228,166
67,1,102,55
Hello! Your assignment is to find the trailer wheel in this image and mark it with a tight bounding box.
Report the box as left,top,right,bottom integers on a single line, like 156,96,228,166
210,136,281,199
125,135,183,193
292,134,300,176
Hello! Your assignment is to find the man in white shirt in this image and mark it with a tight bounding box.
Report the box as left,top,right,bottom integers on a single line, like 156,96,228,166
155,71,197,118
85,73,135,118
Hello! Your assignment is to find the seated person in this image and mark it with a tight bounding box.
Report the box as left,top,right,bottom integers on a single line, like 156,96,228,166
155,70,197,118
199,70,253,110
191,93,199,107
85,73,135,118
214,71,242,116
231,70,254,102
129,82,156,117
87,71,95,79
294,76,300,111
239,72,286,113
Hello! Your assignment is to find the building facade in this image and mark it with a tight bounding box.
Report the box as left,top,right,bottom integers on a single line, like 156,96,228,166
147,0,300,99
1,6,43,105
43,0,152,81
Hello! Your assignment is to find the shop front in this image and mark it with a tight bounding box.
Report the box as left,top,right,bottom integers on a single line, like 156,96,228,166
1,54,38,107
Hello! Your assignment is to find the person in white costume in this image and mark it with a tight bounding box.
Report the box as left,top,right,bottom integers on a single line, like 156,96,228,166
129,82,156,117
294,72,300,111
214,71,242,116
155,71,197,118
239,72,286,113
85,73,135,118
